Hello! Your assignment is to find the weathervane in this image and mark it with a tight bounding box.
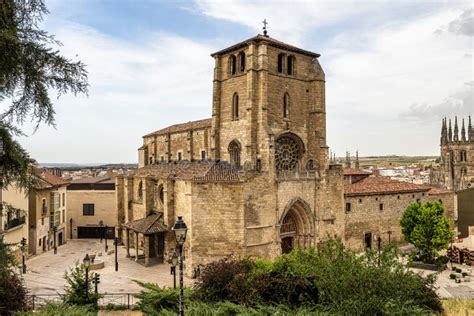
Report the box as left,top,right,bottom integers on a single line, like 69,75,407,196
262,19,268,37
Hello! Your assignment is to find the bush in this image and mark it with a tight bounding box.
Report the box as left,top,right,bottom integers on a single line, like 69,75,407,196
16,303,95,316
450,274,457,279
62,262,101,308
0,270,28,313
191,239,442,314
456,268,462,273
134,280,188,314
462,272,469,277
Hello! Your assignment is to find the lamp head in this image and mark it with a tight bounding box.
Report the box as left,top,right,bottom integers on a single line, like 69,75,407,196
172,216,188,246
83,253,91,268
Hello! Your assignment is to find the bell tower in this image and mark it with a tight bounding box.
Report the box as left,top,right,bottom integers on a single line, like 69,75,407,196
210,33,328,174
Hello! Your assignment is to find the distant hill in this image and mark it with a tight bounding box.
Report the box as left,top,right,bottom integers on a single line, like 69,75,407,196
39,163,138,169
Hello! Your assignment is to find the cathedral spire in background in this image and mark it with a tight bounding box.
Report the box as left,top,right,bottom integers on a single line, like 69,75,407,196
454,116,459,142
355,150,360,169
449,119,453,142
461,118,466,142
441,117,448,145
469,115,473,141
345,151,351,168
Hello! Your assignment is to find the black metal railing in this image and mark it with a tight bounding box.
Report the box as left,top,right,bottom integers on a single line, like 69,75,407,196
4,216,26,231
26,293,139,311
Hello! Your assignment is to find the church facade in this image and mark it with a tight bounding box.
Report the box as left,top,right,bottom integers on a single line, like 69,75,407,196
116,34,344,273
431,116,474,191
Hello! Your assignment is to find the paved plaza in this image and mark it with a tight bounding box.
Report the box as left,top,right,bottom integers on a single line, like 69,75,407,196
22,239,191,295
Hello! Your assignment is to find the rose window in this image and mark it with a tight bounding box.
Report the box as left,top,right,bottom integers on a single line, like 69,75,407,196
275,134,304,171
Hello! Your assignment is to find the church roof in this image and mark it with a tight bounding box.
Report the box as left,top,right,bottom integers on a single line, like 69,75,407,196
124,213,167,235
344,176,431,196
211,34,320,58
131,161,240,182
143,118,211,138
33,168,69,189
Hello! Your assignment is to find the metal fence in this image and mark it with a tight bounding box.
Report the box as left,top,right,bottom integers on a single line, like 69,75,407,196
26,293,139,310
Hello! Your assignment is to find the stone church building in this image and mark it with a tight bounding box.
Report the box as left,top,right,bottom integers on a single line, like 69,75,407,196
431,116,474,191
116,34,345,273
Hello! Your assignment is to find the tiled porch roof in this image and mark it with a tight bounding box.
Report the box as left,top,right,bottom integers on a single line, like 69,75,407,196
124,213,168,235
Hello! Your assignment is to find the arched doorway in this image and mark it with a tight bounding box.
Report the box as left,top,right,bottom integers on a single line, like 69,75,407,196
279,198,314,253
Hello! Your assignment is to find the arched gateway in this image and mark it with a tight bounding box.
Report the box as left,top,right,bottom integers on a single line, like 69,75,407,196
279,198,315,253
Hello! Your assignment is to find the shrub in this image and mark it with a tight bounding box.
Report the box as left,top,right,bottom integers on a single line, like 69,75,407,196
462,272,469,277
62,261,101,308
456,268,462,273
450,274,457,279
16,303,95,316
0,270,28,313
134,280,188,314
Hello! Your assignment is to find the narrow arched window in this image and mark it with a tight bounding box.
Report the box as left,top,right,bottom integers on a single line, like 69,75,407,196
228,140,241,168
283,93,290,118
287,55,295,75
229,55,237,75
138,180,143,201
277,53,285,73
232,93,239,120
238,52,246,72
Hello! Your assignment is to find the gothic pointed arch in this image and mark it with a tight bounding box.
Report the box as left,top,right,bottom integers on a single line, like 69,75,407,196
228,140,241,168
232,93,239,120
274,132,305,171
283,93,290,118
279,198,314,253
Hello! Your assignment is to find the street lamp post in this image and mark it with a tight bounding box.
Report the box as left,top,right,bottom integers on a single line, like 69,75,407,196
172,216,188,316
114,237,119,271
20,237,27,274
83,254,91,302
105,225,108,253
99,220,104,242
53,226,57,254
171,251,178,289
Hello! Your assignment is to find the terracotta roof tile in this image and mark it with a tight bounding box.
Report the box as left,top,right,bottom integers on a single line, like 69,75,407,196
344,176,430,196
130,161,240,182
343,168,371,176
211,34,320,58
427,187,453,195
33,168,69,188
124,213,167,235
143,118,211,138
70,177,114,184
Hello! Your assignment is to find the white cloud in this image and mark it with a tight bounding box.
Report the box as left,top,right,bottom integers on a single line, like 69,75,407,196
16,22,217,163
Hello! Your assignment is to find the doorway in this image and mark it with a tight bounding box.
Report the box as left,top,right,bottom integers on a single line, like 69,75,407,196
364,232,372,249
281,237,293,254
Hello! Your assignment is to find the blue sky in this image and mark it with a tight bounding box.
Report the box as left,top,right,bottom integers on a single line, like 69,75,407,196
6,0,473,163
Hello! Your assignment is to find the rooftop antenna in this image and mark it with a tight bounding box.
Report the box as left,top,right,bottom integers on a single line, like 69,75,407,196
262,19,268,37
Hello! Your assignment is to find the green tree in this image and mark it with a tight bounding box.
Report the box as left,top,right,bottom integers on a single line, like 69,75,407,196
0,0,88,193
400,201,454,262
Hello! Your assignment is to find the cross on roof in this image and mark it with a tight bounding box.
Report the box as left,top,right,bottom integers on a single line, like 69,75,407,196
262,19,268,36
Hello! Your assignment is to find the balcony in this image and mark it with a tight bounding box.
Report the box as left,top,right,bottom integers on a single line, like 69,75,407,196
4,216,26,231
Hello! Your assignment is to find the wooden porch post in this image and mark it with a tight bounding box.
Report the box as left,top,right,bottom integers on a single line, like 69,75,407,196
144,235,150,266
126,228,130,258
135,232,139,262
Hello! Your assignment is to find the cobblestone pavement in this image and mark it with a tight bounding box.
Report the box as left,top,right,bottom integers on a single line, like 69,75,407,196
412,263,474,298
21,239,192,295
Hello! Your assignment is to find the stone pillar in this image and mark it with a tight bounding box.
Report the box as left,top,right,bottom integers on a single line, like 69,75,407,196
126,228,130,257
144,236,150,266
135,232,139,262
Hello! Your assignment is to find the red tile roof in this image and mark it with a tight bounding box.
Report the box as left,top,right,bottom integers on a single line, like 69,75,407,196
427,187,453,195
344,176,430,196
130,161,240,182
33,168,69,188
211,34,320,58
143,118,211,138
343,168,371,176
70,177,114,184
